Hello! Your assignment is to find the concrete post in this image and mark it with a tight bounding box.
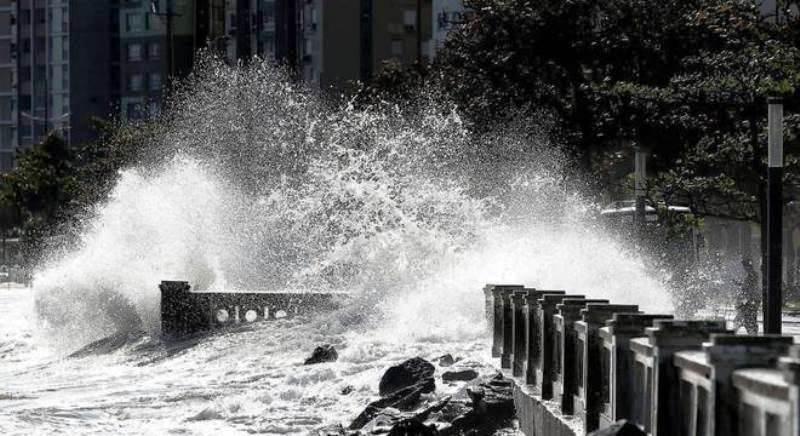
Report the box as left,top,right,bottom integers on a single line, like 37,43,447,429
648,320,730,436
511,289,530,377
501,288,516,369
483,284,496,335
599,313,672,429
537,293,583,399
779,346,800,436
491,285,523,359
523,290,566,386
706,334,793,436
554,298,608,415
574,303,639,434
160,280,200,337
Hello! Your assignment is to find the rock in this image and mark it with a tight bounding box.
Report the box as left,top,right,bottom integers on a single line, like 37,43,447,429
360,396,451,434
387,419,438,436
362,408,405,434
304,345,338,365
440,373,515,435
436,398,472,424
442,369,478,382
436,354,455,367
588,420,646,436
341,385,355,395
349,383,428,429
312,423,351,436
379,357,435,397
466,373,514,416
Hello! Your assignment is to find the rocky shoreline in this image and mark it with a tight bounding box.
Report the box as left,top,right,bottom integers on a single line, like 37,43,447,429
308,348,518,435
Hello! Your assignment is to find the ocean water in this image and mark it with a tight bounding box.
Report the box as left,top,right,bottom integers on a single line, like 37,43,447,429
0,58,673,435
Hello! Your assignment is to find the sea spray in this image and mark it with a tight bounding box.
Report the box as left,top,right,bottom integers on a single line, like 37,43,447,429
0,56,681,435
31,55,672,352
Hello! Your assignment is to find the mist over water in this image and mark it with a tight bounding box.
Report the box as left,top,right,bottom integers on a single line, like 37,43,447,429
0,57,673,434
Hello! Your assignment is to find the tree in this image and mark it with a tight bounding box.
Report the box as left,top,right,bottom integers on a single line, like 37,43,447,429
608,1,800,305
436,0,709,170
0,118,150,264
0,134,79,261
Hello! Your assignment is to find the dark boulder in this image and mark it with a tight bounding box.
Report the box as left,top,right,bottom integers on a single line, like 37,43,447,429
387,419,438,436
359,396,451,434
312,424,348,436
436,354,455,367
588,420,646,436
379,357,435,397
466,373,514,418
340,385,355,395
304,345,338,365
442,369,478,382
440,373,515,435
349,383,428,429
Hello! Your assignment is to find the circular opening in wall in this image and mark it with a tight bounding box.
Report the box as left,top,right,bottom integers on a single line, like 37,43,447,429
215,309,230,323
245,309,258,322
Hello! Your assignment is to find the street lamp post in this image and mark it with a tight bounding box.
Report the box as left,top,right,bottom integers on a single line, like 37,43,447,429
634,146,647,234
765,97,784,334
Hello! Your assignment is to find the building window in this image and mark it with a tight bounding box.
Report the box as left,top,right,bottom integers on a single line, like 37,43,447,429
0,126,14,148
149,73,161,91
61,7,68,32
126,103,142,120
128,74,143,92
148,101,160,117
126,14,143,32
18,69,30,84
0,151,14,171
127,43,142,61
148,42,160,60
403,10,416,31
391,39,403,57
0,97,12,121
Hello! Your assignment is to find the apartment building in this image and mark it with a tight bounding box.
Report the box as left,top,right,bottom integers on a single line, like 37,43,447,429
0,1,120,171
120,0,226,120
297,0,432,90
223,0,278,61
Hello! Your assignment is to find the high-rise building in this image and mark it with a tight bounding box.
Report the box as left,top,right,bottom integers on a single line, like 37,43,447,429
295,0,432,90
274,0,299,69
223,0,278,62
370,0,432,72
0,0,18,171
120,0,226,120
119,1,163,121
0,1,120,172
